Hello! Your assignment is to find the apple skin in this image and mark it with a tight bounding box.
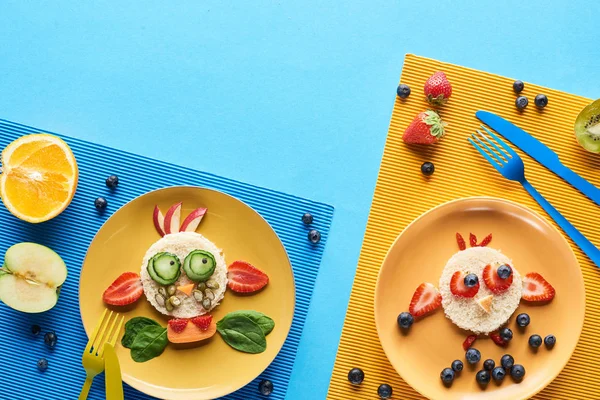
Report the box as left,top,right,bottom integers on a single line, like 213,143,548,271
180,207,207,232
164,202,182,234
153,205,166,236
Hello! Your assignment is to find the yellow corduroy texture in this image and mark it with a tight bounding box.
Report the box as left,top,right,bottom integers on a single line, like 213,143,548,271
328,54,600,400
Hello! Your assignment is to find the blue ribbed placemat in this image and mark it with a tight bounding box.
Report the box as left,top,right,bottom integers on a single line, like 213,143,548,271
0,119,334,400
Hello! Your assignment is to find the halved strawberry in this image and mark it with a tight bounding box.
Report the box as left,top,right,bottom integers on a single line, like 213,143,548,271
450,271,479,298
408,283,442,318
168,318,189,333
522,272,555,302
191,315,213,331
227,261,269,293
463,335,477,351
482,264,513,294
490,331,507,347
103,272,143,306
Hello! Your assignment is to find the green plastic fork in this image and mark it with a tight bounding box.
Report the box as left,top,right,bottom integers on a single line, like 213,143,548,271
78,309,124,400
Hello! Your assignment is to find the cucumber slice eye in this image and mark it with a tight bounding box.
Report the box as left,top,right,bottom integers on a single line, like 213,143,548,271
147,252,181,285
183,250,216,282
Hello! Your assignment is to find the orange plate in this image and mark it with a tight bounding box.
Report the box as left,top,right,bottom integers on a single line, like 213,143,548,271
79,186,295,400
375,197,585,400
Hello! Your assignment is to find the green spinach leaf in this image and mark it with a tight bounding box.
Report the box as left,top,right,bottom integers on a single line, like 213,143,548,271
221,310,275,336
130,325,168,362
216,315,266,354
121,317,161,349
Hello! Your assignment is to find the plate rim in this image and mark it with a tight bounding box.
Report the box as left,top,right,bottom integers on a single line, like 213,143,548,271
374,196,585,400
78,185,296,399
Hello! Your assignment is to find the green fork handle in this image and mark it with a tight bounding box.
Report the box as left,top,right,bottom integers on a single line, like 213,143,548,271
78,377,94,400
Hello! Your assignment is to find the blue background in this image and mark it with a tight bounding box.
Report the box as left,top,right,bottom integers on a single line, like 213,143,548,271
0,1,597,399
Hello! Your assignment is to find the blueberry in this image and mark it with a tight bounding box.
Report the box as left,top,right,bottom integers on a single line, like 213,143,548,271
258,379,274,395
534,94,548,108
308,229,321,244
499,327,513,342
451,360,464,372
44,331,57,349
377,384,393,399
31,324,41,336
513,80,525,93
500,354,514,370
497,265,512,280
440,368,455,384
529,334,542,348
544,334,556,349
465,348,481,364
94,197,108,210
397,312,414,330
476,370,491,385
492,366,506,382
516,96,529,110
105,175,119,188
516,313,530,328
483,359,495,371
37,358,48,372
421,162,435,176
301,213,313,225
464,273,478,288
511,364,525,381
347,368,364,385
397,84,411,99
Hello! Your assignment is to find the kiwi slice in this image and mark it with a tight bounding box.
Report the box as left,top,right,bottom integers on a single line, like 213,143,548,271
147,252,181,285
183,250,216,282
575,99,600,153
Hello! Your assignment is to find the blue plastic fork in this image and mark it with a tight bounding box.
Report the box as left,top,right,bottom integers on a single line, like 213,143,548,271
469,125,600,267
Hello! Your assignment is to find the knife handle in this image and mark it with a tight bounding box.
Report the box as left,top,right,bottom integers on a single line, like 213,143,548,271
522,179,600,267
555,164,600,207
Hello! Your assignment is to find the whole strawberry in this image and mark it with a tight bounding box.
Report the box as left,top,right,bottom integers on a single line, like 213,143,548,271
424,71,452,105
402,110,447,144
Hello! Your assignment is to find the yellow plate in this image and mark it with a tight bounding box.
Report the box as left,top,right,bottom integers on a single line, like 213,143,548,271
375,197,585,400
79,186,295,400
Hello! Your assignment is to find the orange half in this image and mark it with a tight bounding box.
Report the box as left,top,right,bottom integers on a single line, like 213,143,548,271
0,134,78,223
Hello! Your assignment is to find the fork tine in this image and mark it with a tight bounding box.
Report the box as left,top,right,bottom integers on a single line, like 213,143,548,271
473,131,506,165
468,137,503,174
481,125,517,157
107,315,125,348
85,309,108,354
92,311,114,355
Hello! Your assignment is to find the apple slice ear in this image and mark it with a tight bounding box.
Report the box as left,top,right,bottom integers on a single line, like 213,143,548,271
153,205,166,236
164,202,182,234
180,208,207,232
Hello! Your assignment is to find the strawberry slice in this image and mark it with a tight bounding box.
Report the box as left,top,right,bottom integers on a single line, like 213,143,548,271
456,233,466,251
482,264,513,294
469,233,477,247
522,272,555,302
463,335,477,351
191,315,213,331
477,233,493,247
103,272,143,306
408,283,442,318
227,261,269,293
450,271,479,298
168,318,189,333
490,331,508,347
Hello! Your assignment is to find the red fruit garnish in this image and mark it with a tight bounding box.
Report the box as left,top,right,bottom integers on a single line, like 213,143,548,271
522,272,556,302
227,261,269,293
409,283,442,318
402,110,447,145
450,271,480,298
103,272,143,306
462,335,477,351
469,233,477,247
191,315,213,331
477,233,493,247
424,71,452,105
490,331,508,347
168,318,189,334
482,264,513,294
456,233,466,250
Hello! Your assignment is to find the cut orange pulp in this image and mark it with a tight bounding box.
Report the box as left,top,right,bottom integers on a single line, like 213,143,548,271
0,134,78,223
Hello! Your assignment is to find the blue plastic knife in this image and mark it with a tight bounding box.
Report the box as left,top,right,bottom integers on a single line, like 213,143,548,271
476,110,600,206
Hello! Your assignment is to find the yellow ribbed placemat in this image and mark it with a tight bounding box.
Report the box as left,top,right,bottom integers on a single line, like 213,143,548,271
327,54,600,400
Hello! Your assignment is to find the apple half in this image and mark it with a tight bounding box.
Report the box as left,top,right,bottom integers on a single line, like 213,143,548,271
0,243,68,313
180,207,207,232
